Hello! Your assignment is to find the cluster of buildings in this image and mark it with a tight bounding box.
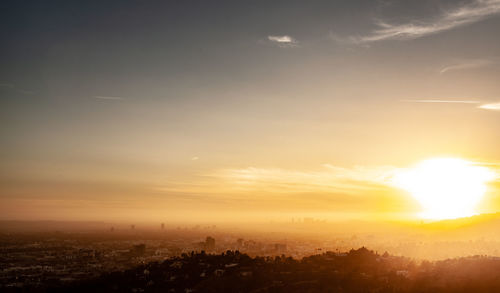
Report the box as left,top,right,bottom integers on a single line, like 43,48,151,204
0,231,297,290
4,223,500,290
0,235,170,290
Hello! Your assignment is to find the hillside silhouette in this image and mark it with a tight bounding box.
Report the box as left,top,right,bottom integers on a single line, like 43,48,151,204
38,247,500,293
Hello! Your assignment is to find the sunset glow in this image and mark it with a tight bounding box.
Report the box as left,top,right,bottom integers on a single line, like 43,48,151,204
392,158,496,220
1,1,500,224
3,2,500,291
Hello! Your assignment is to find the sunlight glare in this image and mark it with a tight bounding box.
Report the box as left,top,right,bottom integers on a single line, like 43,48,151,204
392,158,495,220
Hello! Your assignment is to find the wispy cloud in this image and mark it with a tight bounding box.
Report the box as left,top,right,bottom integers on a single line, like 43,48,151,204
401,99,500,112
94,95,124,101
478,102,500,110
401,99,481,104
155,165,398,196
152,162,499,215
267,35,298,47
210,165,398,194
440,59,498,74
356,0,500,42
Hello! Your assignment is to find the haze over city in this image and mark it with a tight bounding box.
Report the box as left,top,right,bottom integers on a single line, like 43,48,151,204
3,1,500,292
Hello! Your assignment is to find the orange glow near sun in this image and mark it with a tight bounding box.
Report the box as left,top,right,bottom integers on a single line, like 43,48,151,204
392,158,496,220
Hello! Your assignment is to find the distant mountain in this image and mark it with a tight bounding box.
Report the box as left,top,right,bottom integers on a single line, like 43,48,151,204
422,212,500,234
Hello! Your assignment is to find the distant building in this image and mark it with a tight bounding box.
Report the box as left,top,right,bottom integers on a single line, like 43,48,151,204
161,223,165,230
205,236,215,250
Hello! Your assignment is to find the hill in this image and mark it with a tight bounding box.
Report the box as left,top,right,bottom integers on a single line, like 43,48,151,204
36,248,500,293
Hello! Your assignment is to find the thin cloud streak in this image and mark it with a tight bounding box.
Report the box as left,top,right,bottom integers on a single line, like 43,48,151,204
210,165,399,195
402,99,500,112
478,102,500,110
267,35,298,47
156,165,399,196
440,59,498,74
268,35,295,43
401,99,481,104
356,0,500,42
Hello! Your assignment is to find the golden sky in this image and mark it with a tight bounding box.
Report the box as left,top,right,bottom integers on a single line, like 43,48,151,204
1,0,500,222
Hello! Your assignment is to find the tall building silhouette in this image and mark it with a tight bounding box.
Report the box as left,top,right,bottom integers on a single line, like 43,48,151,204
205,236,215,250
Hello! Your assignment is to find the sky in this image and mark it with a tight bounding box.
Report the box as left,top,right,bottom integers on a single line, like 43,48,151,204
1,0,500,223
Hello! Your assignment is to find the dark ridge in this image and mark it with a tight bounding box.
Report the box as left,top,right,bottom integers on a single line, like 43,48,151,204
16,247,498,293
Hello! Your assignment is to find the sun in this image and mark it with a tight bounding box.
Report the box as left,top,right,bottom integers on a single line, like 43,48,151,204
392,158,495,220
